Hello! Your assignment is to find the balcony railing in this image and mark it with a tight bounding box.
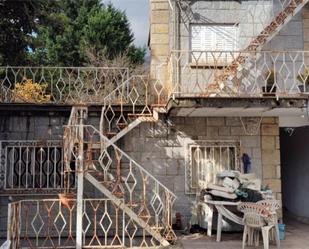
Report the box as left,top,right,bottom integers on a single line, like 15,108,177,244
7,199,128,248
0,67,129,104
168,50,309,98
1,52,308,106
7,198,172,248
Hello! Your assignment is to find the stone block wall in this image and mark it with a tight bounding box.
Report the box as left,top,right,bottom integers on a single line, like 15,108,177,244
0,112,282,234
261,117,282,218
150,0,170,83
303,5,309,50
0,114,67,141
119,116,277,228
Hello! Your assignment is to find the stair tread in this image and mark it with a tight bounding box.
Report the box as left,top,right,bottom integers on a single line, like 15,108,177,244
206,0,308,94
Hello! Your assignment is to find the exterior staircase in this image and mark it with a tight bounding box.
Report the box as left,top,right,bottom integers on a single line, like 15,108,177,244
206,0,309,96
63,75,176,248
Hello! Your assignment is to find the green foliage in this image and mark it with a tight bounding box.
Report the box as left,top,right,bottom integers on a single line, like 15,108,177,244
82,4,134,59
128,46,147,65
0,0,47,65
1,0,146,66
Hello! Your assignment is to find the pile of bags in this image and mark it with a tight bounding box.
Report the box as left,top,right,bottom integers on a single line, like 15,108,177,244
201,170,264,202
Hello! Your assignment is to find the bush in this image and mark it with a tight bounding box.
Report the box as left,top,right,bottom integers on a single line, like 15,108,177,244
13,79,51,103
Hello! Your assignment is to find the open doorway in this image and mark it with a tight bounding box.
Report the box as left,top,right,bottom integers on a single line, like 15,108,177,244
280,126,309,223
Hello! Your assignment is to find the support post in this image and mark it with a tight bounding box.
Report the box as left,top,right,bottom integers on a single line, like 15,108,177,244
76,109,85,249
7,203,11,241
207,204,214,237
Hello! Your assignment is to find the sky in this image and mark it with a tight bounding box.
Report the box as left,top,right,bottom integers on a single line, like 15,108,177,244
103,0,150,47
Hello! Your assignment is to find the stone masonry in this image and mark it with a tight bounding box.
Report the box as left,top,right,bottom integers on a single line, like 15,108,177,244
119,116,282,228
261,117,282,219
150,0,170,86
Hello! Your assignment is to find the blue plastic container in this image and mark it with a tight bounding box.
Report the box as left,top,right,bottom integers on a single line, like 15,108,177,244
278,223,285,240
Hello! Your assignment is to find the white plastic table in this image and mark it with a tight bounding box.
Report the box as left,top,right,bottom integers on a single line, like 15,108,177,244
202,200,244,242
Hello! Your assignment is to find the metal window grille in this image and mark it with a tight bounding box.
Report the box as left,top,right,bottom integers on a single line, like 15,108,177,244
0,140,71,193
187,141,241,194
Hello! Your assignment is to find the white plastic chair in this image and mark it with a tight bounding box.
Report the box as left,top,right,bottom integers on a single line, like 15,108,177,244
238,202,280,249
257,199,281,247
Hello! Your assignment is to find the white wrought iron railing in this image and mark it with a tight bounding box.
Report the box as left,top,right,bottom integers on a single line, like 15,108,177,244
169,50,309,97
68,124,177,243
0,140,70,193
7,198,141,249
100,75,156,136
0,67,129,104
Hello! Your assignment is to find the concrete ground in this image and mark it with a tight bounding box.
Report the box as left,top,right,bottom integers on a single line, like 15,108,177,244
170,217,309,249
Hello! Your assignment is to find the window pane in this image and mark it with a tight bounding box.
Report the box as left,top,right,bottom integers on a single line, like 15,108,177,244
191,24,238,64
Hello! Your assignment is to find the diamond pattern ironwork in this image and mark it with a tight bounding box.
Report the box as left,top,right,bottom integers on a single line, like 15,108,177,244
99,210,113,234
98,150,112,172
31,210,44,235
54,212,67,235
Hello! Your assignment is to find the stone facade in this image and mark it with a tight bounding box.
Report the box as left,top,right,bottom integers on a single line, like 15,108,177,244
0,113,281,234
119,116,283,228
261,118,282,218
150,0,170,82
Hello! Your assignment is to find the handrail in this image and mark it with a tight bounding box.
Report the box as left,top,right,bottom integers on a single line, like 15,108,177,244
0,66,130,104
168,50,309,97
71,124,177,199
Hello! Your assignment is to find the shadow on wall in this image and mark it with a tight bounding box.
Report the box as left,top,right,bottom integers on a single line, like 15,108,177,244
120,117,263,230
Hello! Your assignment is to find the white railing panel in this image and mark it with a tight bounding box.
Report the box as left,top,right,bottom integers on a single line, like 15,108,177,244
0,67,129,104
169,50,309,97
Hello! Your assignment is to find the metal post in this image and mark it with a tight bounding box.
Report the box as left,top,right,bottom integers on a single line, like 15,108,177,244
7,203,11,241
76,109,84,249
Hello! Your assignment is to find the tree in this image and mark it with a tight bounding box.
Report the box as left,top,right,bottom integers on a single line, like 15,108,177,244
82,4,146,65
0,0,145,66
32,1,146,66
0,0,47,65
31,0,101,66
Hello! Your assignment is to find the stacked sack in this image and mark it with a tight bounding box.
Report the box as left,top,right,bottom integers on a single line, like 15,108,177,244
201,170,264,202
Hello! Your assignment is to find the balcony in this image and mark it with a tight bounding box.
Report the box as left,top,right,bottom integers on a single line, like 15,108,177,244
168,50,309,98
1,51,308,109
0,66,168,108
0,67,129,105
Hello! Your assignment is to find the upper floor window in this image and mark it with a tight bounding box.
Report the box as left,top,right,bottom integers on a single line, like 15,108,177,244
191,24,239,65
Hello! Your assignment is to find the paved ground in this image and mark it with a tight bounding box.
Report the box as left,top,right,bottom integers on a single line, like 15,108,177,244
170,218,309,249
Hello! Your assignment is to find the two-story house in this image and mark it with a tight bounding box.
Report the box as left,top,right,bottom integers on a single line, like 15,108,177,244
1,0,309,248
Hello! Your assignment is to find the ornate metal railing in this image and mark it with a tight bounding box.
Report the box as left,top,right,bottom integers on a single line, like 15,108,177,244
0,140,71,193
100,75,156,136
0,67,129,104
169,50,309,97
63,106,88,191
7,199,134,249
64,124,177,243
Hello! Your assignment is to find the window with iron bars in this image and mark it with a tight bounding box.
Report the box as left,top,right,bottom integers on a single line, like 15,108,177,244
186,141,241,194
0,140,75,193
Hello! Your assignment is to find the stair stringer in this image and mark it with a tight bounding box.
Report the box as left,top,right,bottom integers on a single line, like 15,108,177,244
208,0,309,96
85,173,170,247
100,106,165,145
109,116,155,144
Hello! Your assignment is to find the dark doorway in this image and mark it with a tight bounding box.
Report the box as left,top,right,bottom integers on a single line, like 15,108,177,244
280,126,309,223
